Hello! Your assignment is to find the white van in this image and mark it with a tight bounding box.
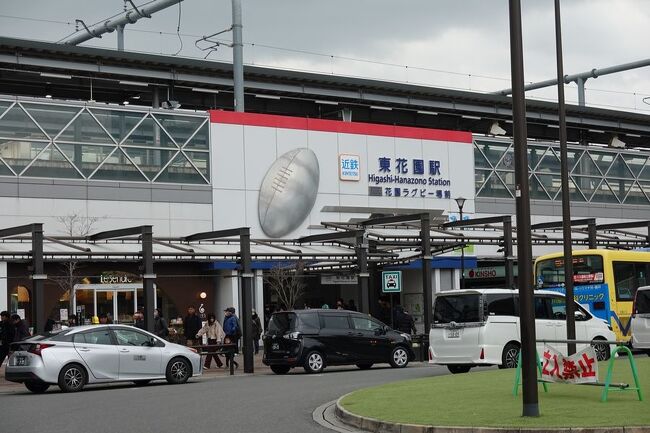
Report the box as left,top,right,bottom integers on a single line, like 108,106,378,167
428,289,616,374
631,286,650,354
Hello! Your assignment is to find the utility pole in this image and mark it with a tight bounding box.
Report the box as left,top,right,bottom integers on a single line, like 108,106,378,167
508,0,539,417
554,0,576,355
232,0,245,112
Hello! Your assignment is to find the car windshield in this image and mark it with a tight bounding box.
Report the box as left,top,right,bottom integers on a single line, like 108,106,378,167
536,255,604,288
433,294,480,324
267,313,298,334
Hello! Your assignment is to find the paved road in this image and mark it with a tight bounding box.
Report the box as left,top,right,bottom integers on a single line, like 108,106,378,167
1,363,449,433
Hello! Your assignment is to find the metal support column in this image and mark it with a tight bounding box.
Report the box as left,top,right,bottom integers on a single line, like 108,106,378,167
117,24,125,51
141,225,155,333
356,231,370,314
555,0,576,355
588,221,597,249
503,217,514,291
421,214,433,332
232,0,245,112
577,76,586,107
240,228,254,373
32,224,45,334
509,0,539,417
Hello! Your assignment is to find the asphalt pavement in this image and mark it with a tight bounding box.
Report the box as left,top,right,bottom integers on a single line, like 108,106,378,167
0,361,448,433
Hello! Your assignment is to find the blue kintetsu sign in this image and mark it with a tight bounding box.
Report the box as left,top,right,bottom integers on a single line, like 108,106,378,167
339,154,360,181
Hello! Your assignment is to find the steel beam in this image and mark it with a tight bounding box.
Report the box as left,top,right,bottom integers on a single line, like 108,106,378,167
356,231,370,314
142,226,155,333
240,228,254,373
183,228,245,242
530,218,595,230
32,224,45,334
297,230,359,244
0,224,38,238
443,215,510,228
421,214,433,332
88,226,145,241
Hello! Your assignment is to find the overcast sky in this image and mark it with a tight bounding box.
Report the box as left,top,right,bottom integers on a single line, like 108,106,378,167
1,0,649,112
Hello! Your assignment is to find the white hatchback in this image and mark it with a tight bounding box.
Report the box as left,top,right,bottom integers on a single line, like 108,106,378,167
631,286,650,353
428,289,616,374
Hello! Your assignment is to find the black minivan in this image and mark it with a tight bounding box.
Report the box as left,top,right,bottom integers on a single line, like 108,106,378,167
262,309,414,374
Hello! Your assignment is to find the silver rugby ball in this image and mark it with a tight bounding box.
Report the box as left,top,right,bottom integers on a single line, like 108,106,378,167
258,148,320,238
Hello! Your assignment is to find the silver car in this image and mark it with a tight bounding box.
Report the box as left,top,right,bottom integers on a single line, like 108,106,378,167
5,324,202,393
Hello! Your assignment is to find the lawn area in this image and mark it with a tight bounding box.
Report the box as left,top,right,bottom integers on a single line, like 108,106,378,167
340,356,650,428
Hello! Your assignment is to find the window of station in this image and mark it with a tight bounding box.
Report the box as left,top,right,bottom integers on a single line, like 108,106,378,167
475,139,650,205
0,100,209,184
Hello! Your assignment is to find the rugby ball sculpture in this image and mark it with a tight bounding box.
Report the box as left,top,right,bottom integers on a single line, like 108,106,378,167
258,148,320,238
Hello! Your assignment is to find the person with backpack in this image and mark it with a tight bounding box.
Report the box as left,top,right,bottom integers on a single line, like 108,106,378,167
223,307,240,369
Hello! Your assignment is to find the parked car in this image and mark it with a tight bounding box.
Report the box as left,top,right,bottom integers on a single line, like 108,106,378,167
428,289,616,374
263,309,414,374
5,324,202,393
631,285,650,354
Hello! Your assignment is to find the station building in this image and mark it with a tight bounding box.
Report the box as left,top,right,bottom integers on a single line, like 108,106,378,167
0,37,649,333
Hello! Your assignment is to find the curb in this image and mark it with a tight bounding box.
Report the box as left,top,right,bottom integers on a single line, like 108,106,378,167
334,395,650,433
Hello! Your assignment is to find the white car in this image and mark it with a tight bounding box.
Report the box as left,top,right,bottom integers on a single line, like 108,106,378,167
6,324,202,393
631,286,650,354
428,289,616,374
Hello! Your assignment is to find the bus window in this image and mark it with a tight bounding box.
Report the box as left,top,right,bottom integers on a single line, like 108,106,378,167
613,262,650,301
535,255,604,288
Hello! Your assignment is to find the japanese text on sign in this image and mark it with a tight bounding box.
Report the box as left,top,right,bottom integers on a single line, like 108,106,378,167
368,156,452,198
541,345,599,384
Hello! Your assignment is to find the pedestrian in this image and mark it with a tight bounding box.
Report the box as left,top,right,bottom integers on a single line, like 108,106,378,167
153,308,169,339
377,296,392,326
133,310,145,329
184,305,202,347
67,314,77,327
252,309,262,355
223,307,240,369
44,315,56,333
0,311,15,366
347,300,358,311
196,313,225,369
12,314,30,341
98,314,109,325
335,298,346,310
394,305,417,335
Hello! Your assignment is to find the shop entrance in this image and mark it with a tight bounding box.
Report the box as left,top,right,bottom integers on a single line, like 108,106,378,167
73,284,157,325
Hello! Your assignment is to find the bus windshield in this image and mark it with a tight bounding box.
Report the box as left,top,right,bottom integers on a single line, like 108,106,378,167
536,255,604,289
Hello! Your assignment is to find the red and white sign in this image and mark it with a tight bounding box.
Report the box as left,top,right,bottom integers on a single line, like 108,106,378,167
541,345,599,384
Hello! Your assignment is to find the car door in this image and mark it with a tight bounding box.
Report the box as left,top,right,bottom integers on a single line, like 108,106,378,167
632,288,650,349
318,314,355,364
112,327,163,379
73,328,120,380
350,315,392,362
534,295,562,354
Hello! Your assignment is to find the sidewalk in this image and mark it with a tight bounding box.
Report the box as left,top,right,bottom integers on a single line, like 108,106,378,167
0,353,272,392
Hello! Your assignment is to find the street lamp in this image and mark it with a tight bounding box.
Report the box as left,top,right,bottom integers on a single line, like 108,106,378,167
455,197,466,290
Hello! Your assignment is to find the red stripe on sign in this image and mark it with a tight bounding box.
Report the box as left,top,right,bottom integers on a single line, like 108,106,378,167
210,110,472,143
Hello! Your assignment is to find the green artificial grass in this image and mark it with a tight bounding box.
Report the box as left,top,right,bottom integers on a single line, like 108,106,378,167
340,357,650,428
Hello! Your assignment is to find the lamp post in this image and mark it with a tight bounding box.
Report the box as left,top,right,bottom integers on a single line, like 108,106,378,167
455,197,466,290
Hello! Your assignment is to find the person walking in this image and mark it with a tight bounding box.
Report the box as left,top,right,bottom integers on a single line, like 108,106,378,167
347,300,358,311
12,314,30,341
133,310,145,329
252,310,262,355
223,307,240,369
0,311,15,366
394,305,417,335
184,306,202,347
196,314,225,369
153,308,169,339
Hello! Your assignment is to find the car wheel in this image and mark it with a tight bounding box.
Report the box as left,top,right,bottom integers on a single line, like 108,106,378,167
447,365,472,374
24,381,50,393
500,342,520,369
356,363,373,370
389,346,409,368
166,357,192,384
58,363,87,393
133,380,152,386
303,351,324,374
591,338,610,361
270,365,291,375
